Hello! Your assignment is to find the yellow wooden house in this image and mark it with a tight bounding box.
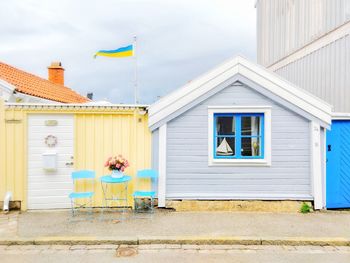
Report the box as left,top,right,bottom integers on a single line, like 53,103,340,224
0,100,151,210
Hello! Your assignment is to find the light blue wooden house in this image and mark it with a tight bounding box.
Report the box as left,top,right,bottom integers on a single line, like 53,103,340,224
148,56,332,210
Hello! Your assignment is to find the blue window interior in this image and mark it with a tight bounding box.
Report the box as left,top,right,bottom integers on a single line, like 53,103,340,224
214,113,264,159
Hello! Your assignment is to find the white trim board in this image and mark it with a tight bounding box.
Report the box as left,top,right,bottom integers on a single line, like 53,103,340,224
310,121,324,209
148,56,332,130
332,112,350,120
157,124,167,207
268,21,350,72
166,193,314,200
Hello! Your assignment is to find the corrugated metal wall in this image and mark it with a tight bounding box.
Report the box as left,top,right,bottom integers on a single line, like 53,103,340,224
257,0,350,66
276,34,350,112
0,103,151,210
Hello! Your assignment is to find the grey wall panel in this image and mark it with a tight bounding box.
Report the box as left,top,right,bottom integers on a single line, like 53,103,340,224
257,0,350,66
166,83,312,200
275,35,350,112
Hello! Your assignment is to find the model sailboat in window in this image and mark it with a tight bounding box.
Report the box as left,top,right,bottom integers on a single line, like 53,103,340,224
216,138,233,156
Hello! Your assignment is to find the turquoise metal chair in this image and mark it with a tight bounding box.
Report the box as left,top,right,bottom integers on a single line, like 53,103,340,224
69,170,95,217
132,169,158,214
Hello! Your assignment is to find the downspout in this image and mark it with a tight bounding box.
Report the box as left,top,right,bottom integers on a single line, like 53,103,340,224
3,191,12,213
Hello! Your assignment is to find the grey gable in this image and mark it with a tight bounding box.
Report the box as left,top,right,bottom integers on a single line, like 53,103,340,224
150,73,329,131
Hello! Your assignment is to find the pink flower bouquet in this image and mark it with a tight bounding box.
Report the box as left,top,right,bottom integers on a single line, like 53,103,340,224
104,155,130,172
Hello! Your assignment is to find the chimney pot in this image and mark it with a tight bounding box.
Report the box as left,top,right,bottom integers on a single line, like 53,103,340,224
48,61,64,85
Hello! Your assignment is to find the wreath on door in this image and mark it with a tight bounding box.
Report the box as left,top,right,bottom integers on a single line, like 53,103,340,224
45,135,57,147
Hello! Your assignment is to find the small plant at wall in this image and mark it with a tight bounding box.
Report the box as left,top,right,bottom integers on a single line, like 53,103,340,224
104,155,130,172
300,202,312,214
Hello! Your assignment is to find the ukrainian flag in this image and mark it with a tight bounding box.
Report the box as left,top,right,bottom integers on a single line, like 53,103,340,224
94,44,133,58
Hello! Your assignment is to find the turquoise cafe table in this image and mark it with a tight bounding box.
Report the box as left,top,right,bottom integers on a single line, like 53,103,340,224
100,175,132,220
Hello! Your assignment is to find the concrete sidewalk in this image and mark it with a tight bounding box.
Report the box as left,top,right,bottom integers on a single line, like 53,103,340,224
2,210,350,246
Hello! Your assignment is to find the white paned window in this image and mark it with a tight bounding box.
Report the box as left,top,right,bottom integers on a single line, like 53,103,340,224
208,106,272,166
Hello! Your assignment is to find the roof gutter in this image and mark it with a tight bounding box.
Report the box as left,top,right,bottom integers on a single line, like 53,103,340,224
5,102,150,110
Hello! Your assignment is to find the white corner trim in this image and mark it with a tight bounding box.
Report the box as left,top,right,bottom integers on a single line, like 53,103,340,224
268,21,350,72
158,124,167,207
322,127,327,209
310,121,323,209
208,106,271,166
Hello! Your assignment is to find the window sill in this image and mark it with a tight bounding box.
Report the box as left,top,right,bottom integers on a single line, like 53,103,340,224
208,158,271,167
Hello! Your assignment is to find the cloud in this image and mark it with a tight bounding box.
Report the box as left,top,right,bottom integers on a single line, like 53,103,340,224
0,0,256,104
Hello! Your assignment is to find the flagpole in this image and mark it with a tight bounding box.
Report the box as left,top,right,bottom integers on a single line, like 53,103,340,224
133,36,138,105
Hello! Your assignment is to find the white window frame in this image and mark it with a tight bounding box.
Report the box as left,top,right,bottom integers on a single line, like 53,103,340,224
208,106,272,166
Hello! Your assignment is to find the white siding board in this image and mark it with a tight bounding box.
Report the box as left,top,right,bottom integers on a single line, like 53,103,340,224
166,84,311,199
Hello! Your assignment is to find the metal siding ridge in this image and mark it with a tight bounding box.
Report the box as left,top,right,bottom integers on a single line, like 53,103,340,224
268,20,350,71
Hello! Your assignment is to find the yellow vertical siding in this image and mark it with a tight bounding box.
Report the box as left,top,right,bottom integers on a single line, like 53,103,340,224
0,100,6,203
0,104,27,209
74,111,151,207
0,105,151,210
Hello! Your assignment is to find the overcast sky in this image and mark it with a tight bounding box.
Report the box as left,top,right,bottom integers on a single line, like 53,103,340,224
0,0,256,104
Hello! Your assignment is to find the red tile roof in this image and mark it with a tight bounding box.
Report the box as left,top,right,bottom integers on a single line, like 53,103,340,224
0,61,89,103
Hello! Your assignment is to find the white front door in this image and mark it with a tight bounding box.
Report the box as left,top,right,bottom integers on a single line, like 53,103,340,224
28,114,74,209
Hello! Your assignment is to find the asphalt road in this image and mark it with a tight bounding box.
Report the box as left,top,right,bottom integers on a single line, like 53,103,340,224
1,245,350,263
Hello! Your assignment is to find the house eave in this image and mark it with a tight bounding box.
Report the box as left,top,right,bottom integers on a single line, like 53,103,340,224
148,56,332,131
0,79,15,94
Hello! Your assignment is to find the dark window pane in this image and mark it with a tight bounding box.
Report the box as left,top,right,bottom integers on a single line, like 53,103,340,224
216,116,235,135
241,116,260,136
241,137,261,156
216,137,235,156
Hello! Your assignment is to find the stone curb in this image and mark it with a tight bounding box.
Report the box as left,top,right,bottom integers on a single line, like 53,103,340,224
138,236,261,245
0,237,138,246
0,236,349,246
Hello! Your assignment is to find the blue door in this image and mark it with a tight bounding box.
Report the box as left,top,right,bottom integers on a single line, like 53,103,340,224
326,120,350,208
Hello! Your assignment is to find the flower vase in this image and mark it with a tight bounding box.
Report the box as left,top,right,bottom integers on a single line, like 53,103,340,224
111,169,123,178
